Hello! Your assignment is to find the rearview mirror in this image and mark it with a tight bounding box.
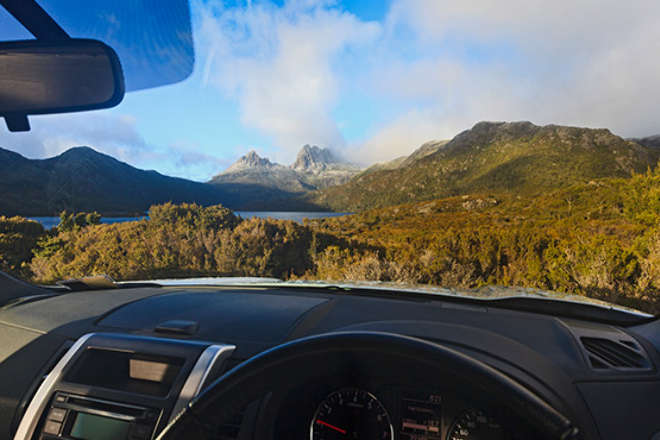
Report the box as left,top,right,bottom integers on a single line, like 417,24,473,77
0,39,125,132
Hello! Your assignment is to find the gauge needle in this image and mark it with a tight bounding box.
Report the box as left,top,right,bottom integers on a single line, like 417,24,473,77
316,420,347,434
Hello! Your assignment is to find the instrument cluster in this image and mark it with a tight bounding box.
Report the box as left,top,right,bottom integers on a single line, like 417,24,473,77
306,387,513,440
309,387,513,440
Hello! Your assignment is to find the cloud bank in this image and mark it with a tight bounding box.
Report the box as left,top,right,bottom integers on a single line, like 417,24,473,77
197,0,660,165
197,0,380,156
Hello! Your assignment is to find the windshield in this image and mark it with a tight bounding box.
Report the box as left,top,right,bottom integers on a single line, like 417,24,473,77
0,0,658,317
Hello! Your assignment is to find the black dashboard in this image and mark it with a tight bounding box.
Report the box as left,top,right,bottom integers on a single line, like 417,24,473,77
0,285,658,440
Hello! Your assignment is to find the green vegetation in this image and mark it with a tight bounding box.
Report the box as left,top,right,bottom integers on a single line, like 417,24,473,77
57,211,102,231
0,216,44,279
307,168,660,313
27,203,347,283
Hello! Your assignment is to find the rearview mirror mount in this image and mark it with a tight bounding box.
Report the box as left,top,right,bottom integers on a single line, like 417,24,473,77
0,38,125,132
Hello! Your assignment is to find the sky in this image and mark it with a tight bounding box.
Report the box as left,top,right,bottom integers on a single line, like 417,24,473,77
1,0,660,181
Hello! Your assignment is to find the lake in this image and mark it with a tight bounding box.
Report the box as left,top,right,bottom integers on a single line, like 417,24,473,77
30,211,352,230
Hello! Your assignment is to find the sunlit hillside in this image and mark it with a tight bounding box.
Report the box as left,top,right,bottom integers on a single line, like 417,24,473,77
308,121,659,211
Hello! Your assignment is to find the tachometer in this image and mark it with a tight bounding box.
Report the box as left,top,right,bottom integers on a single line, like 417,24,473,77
447,409,508,440
310,388,394,440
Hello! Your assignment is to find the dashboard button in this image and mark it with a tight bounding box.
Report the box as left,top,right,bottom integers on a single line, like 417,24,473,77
43,420,62,435
48,408,66,422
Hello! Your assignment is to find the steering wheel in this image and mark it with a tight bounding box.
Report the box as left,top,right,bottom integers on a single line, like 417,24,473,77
157,331,579,440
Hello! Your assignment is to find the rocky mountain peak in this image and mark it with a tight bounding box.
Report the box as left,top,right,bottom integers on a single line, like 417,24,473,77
225,150,274,173
210,144,361,193
449,121,540,150
291,145,339,172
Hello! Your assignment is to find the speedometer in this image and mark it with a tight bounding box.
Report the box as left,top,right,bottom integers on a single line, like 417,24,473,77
310,388,394,440
447,409,508,440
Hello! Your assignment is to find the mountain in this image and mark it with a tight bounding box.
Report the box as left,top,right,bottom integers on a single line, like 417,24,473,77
400,139,450,167
361,140,449,175
291,145,339,172
208,145,361,207
224,150,277,172
630,135,660,150
291,145,361,188
363,156,407,173
210,150,311,193
306,121,660,211
0,146,235,216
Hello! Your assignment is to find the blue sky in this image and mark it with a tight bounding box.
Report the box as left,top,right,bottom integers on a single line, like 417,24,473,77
2,0,659,181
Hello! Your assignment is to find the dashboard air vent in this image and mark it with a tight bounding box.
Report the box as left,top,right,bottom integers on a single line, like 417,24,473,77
580,337,651,370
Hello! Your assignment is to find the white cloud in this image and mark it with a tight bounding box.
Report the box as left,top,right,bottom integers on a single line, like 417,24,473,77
347,0,660,163
167,141,234,181
196,0,381,155
387,0,654,56
347,109,454,165
0,112,148,160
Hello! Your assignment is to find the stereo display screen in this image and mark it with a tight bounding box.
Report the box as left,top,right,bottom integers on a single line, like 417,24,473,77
70,412,131,440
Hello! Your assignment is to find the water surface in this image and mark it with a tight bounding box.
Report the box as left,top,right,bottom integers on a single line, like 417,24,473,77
30,211,351,229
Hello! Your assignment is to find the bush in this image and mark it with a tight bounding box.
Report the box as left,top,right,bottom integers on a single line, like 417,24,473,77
0,216,45,278
30,204,317,283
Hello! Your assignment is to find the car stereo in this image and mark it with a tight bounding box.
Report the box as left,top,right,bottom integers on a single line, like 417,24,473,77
13,333,236,440
38,393,158,440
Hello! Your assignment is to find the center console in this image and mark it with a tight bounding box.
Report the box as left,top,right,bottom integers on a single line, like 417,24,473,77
13,333,235,440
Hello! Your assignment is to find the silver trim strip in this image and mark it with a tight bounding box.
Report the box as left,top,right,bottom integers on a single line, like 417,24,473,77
168,344,235,423
58,394,149,411
59,404,137,422
13,333,94,440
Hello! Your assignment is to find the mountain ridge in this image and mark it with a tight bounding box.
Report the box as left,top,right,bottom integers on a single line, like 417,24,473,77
0,146,238,216
2,122,659,215
629,135,660,150
361,139,449,175
305,121,660,211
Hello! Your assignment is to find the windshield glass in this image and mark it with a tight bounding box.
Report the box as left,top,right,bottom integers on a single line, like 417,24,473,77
0,0,658,317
